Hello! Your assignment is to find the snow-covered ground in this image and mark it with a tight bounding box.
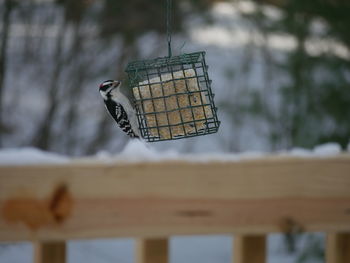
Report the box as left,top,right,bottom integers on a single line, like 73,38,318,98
0,141,346,166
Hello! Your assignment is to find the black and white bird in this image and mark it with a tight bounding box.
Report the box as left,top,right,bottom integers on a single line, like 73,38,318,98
99,80,140,138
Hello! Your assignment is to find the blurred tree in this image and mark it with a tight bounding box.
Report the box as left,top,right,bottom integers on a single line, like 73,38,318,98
0,0,15,146
248,0,350,149
98,0,217,41
278,0,350,149
15,0,218,154
33,0,91,150
99,0,180,43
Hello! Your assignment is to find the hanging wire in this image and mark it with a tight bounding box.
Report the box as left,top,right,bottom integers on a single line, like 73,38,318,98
166,0,172,57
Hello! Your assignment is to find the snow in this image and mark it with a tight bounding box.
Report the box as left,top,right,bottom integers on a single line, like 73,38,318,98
83,140,346,165
281,142,342,158
313,143,342,156
0,142,345,166
94,139,179,163
0,147,69,165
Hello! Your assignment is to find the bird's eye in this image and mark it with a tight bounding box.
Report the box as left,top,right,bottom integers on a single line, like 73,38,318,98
100,80,115,91
100,83,109,91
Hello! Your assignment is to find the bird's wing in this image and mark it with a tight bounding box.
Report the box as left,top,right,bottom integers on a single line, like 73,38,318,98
104,100,139,138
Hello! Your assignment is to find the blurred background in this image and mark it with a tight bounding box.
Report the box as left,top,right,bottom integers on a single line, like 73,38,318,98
0,0,349,156
0,0,349,262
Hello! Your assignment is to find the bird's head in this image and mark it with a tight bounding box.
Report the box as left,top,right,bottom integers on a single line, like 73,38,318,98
99,80,121,99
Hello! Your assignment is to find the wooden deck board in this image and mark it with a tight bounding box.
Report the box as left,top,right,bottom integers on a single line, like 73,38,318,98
0,156,349,241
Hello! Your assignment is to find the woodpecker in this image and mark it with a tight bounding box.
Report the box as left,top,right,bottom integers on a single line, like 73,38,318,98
99,80,140,138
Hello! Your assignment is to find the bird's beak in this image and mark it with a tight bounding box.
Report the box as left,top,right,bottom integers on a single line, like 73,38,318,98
112,80,121,87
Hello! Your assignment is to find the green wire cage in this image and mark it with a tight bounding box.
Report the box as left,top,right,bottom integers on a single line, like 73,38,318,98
125,51,220,142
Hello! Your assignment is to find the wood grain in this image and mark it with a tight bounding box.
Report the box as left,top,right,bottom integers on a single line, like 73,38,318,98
35,241,66,263
326,233,350,263
234,235,266,263
137,238,168,263
0,156,349,241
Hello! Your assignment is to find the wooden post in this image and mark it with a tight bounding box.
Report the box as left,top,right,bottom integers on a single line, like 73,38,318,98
137,238,168,263
35,242,66,263
326,233,350,263
234,235,266,263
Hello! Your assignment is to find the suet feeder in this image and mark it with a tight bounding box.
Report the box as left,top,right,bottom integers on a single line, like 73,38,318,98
124,1,220,142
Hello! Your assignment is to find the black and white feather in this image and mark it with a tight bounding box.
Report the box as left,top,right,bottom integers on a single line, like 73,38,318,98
99,80,140,138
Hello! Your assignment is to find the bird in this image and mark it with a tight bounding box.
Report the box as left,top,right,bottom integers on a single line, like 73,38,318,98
99,80,140,138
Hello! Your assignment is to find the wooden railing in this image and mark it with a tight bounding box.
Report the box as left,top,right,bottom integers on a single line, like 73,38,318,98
0,155,350,263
